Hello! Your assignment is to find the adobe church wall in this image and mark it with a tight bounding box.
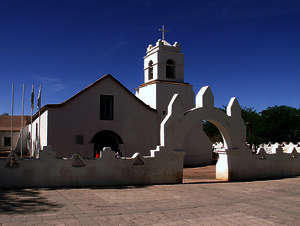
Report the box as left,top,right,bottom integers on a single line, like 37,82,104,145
47,78,160,158
0,147,185,188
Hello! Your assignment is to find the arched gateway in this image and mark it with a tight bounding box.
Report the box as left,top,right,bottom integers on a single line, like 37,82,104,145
159,86,246,180
91,130,123,157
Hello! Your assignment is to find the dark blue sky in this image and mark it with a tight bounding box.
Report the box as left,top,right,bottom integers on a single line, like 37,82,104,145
1,0,300,115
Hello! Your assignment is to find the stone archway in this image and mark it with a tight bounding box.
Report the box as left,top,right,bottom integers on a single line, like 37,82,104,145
159,86,246,180
91,130,123,157
160,86,246,151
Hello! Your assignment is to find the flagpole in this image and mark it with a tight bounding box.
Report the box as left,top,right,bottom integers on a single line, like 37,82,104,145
10,83,14,154
38,110,41,158
31,84,34,158
31,106,33,157
38,84,41,158
38,109,41,153
21,84,24,159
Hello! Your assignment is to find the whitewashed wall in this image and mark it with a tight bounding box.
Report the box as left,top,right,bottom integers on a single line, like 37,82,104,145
0,148,185,188
136,84,157,109
156,82,195,114
160,87,247,167
144,39,184,83
136,82,195,117
30,110,48,151
144,48,159,82
216,147,300,180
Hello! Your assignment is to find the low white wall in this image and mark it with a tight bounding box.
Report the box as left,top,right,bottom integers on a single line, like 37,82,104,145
216,147,300,181
0,149,184,188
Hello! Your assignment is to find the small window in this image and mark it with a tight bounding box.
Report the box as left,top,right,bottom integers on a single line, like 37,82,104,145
4,137,11,147
75,135,84,145
148,60,153,80
100,95,114,120
166,59,175,79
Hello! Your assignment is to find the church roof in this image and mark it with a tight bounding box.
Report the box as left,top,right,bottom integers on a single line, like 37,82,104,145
32,74,156,120
0,115,31,131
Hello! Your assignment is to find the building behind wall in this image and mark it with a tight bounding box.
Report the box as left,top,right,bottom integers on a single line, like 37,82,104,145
0,115,30,158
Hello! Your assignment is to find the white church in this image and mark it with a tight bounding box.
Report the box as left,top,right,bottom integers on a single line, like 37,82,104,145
28,36,213,166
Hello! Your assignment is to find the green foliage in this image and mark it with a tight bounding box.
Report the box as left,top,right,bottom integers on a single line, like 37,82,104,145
241,106,264,145
258,106,300,143
203,105,300,145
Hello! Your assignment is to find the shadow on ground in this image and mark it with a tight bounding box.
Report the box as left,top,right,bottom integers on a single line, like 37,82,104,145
0,188,62,214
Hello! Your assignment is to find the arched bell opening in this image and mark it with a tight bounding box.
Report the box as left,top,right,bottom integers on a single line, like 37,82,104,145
166,59,176,79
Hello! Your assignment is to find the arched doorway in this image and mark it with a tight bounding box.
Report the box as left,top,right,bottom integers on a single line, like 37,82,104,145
91,130,123,158
160,88,246,181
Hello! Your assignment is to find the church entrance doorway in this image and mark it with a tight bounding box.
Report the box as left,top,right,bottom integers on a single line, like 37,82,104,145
91,130,123,158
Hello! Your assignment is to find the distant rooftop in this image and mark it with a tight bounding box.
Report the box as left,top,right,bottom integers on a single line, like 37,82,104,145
0,115,31,131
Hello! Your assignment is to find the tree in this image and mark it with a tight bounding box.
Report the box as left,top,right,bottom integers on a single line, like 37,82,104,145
259,106,300,143
241,107,264,145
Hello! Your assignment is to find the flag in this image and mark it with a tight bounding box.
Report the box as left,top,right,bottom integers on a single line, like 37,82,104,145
37,85,41,110
31,84,34,111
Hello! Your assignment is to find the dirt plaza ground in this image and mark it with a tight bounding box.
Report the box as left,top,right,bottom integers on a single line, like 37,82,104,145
1,165,300,226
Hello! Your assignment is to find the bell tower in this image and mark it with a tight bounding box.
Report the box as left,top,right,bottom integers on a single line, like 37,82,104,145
136,26,195,118
143,38,184,83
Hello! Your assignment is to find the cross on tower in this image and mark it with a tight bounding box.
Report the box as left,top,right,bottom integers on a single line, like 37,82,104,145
159,25,168,40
